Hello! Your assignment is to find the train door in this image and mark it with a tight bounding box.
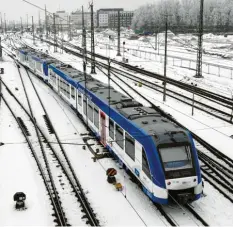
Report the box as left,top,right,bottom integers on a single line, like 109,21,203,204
100,111,106,145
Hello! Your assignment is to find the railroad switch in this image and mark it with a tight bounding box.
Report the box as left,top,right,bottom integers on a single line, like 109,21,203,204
13,192,26,211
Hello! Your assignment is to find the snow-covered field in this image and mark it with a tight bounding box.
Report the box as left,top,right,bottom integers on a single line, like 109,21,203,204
1,32,233,225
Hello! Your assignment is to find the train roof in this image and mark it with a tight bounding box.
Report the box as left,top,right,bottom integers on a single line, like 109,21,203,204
50,63,189,145
18,47,58,64
21,47,189,146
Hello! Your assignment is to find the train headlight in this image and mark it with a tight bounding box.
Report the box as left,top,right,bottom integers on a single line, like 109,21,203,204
167,182,171,185
193,178,197,182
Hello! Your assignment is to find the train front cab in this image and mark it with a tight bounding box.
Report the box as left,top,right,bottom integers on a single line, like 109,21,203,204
156,138,202,204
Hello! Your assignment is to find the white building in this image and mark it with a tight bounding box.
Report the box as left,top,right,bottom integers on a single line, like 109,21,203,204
97,8,123,28
55,11,69,29
70,10,97,28
98,13,108,27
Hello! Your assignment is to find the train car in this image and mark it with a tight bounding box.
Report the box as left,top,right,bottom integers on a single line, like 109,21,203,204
17,47,202,204
17,47,57,82
48,63,202,204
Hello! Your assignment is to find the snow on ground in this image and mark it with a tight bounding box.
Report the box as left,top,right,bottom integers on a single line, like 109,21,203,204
0,60,54,226
3,34,233,225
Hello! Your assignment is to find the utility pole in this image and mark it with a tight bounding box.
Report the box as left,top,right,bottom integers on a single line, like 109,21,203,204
32,16,35,45
90,1,96,74
13,20,15,32
0,39,3,107
26,14,28,32
69,16,72,41
0,13,3,34
0,37,2,61
45,5,48,38
4,13,6,34
82,6,88,129
116,11,121,56
20,17,23,34
38,11,41,38
163,14,168,102
82,6,85,48
53,13,57,52
108,59,111,120
195,0,204,78
154,28,157,51
60,22,63,53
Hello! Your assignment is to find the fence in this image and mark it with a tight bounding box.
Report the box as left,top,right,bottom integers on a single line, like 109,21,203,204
99,42,233,80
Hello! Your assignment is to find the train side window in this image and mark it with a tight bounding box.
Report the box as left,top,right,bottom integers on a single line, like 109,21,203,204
88,101,94,122
67,83,70,98
72,86,75,98
71,86,75,100
142,148,151,179
83,96,87,115
125,132,135,161
78,91,82,106
94,105,99,129
116,124,124,149
109,118,114,139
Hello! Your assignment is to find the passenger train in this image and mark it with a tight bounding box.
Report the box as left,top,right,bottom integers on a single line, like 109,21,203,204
16,47,202,204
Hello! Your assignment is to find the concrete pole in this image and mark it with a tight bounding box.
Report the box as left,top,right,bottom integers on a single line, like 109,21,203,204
21,17,23,34
53,13,57,52
163,15,168,102
0,13,3,34
69,16,72,41
116,11,121,56
27,14,28,32
4,13,6,34
90,2,96,74
32,16,35,45
0,37,2,61
45,5,48,38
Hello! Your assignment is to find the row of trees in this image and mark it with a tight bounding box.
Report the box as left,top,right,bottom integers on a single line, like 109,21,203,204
131,0,233,32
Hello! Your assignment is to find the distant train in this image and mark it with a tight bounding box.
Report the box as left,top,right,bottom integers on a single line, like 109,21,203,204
16,47,202,204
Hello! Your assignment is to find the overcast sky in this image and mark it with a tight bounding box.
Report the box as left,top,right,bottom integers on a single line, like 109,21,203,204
1,0,156,23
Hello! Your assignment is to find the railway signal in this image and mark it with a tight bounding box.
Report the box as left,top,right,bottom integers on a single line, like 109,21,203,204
13,192,26,210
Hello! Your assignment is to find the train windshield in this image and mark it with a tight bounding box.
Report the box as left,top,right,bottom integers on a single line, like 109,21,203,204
159,145,193,171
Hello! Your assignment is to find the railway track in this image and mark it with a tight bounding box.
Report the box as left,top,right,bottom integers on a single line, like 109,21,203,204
1,90,68,225
19,35,233,106
156,203,209,226
61,39,233,103
4,37,230,225
197,148,233,203
1,61,99,226
96,61,233,123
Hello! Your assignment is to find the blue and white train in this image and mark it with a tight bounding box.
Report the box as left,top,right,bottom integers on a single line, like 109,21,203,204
16,47,202,204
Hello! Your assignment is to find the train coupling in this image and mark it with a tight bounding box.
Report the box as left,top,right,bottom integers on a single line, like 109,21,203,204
177,193,195,204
